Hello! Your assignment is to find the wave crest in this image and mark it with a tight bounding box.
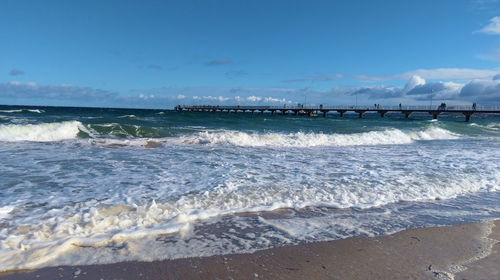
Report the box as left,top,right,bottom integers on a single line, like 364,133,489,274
178,127,458,147
0,121,85,142
0,109,44,114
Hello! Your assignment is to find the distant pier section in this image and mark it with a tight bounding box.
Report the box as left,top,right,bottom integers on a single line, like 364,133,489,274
175,105,500,122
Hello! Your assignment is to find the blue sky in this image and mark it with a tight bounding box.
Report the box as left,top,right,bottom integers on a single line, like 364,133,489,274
1,0,500,108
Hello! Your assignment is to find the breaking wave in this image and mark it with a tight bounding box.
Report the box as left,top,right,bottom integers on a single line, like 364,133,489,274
178,127,459,147
0,109,44,114
470,122,500,131
0,121,86,142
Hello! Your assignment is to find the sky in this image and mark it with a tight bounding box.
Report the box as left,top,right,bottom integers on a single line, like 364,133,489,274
1,0,500,108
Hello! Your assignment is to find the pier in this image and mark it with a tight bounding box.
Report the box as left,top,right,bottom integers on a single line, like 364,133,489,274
175,105,500,122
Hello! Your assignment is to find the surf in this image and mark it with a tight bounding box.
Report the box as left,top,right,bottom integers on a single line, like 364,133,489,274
0,121,85,142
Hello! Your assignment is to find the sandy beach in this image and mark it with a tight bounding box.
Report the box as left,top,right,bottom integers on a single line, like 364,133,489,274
1,219,498,280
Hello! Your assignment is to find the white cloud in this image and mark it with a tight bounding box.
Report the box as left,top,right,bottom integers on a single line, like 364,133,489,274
139,93,155,100
331,74,500,103
459,78,500,101
475,16,500,34
404,75,426,91
264,97,287,103
177,94,186,99
247,96,262,102
200,95,231,102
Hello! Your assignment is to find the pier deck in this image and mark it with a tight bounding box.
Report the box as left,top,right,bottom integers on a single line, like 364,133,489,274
175,105,500,122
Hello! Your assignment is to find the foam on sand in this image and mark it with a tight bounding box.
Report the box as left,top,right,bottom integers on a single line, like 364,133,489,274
0,166,498,271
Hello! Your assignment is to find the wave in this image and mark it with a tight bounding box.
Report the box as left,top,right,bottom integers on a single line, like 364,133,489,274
0,109,44,114
0,121,86,142
87,123,167,138
470,122,500,131
117,114,136,118
177,127,459,147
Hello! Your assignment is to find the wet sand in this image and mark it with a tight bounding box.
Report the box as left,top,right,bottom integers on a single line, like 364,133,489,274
1,219,499,280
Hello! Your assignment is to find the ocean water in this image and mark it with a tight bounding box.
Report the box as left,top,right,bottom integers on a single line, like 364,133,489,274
0,105,499,271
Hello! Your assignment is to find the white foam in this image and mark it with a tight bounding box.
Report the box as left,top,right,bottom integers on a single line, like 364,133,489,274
0,121,84,142
0,206,14,219
0,109,43,113
470,123,500,131
88,138,163,147
411,127,460,140
177,127,458,147
117,115,136,118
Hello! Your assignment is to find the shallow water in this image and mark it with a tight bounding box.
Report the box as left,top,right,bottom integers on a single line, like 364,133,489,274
0,105,499,270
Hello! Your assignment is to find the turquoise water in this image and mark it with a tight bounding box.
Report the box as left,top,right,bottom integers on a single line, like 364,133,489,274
0,105,499,270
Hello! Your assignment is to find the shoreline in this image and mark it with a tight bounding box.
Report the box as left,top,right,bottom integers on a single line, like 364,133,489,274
1,219,499,280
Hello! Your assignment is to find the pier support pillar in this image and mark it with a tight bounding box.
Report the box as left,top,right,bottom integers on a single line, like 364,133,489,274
337,110,346,117
271,110,275,115
463,112,473,122
294,110,298,115
355,110,366,118
403,111,413,118
379,110,388,118
250,109,255,114
282,110,286,115
429,111,441,120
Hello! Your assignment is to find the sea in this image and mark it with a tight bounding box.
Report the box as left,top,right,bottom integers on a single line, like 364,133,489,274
0,105,499,271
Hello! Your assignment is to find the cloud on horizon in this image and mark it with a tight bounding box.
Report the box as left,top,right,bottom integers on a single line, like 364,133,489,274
334,75,500,103
3,71,500,109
